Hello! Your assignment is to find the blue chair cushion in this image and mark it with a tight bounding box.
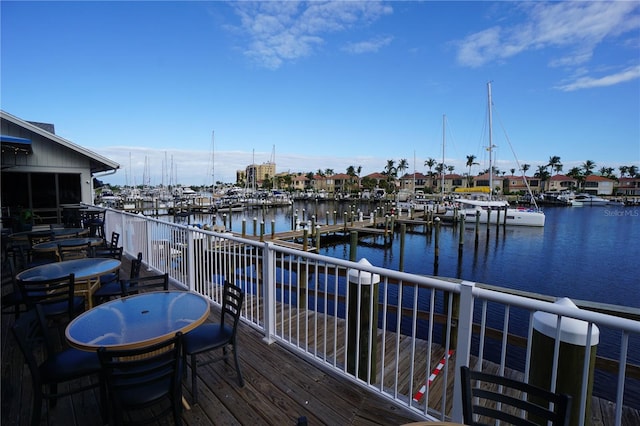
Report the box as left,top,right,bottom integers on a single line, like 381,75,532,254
40,348,101,383
184,323,233,355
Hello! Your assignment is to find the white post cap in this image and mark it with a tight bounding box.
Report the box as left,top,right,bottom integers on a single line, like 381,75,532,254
533,297,599,346
348,258,380,285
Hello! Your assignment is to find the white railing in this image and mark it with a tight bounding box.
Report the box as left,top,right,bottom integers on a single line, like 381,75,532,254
103,207,640,425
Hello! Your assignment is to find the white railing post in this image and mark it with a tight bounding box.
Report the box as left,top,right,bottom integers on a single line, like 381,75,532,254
145,217,153,271
452,280,475,423
186,229,196,291
262,241,276,344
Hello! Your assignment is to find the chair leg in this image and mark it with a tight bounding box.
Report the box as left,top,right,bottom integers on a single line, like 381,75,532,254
48,383,58,408
190,353,199,404
31,388,43,426
232,345,244,387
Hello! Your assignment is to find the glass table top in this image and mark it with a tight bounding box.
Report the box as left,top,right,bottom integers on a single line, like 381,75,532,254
66,291,210,351
16,258,121,281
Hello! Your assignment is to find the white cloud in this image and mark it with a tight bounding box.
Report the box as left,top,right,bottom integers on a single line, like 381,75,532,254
455,1,640,90
231,0,393,69
342,35,393,54
555,65,640,92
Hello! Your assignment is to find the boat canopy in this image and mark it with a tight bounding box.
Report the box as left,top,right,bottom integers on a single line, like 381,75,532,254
454,187,491,193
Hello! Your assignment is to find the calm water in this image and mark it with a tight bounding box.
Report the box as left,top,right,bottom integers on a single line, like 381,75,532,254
180,201,640,404
191,201,639,309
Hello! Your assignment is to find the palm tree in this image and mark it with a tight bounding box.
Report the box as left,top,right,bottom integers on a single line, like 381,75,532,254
324,168,334,176
554,163,564,175
619,165,629,177
346,166,357,192
384,159,397,192
305,172,315,190
465,155,478,186
424,158,437,177
510,168,516,175
566,167,584,190
465,155,478,175
547,156,561,175
397,158,409,177
582,160,596,176
629,165,638,177
521,164,530,176
534,166,551,193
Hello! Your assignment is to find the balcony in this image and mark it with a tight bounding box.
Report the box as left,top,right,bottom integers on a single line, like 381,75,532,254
3,207,640,425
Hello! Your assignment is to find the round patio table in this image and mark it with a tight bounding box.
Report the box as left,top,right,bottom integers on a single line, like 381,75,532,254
31,237,104,253
16,257,121,309
65,291,210,351
9,227,89,241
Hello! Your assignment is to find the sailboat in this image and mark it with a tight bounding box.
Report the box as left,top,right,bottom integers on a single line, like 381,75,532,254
444,83,546,227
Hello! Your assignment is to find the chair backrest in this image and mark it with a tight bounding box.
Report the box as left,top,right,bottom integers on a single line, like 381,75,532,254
28,232,54,248
97,332,183,425
58,241,93,261
11,307,46,389
17,273,76,316
129,252,143,280
108,231,120,248
220,281,244,338
460,365,572,426
11,304,55,363
1,257,22,317
1,256,16,297
125,273,169,295
94,245,123,260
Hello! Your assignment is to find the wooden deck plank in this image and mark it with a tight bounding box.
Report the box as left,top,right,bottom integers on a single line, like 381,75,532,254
3,253,639,425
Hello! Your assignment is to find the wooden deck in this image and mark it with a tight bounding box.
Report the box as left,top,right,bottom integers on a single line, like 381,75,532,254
1,255,426,426
3,254,638,425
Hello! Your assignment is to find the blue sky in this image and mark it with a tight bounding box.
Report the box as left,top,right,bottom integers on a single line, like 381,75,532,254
2,1,639,187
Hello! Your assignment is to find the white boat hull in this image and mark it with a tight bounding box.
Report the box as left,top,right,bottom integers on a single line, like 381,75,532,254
443,199,545,227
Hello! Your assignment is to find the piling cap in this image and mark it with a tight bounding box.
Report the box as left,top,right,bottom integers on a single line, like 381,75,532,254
533,297,599,346
348,258,380,285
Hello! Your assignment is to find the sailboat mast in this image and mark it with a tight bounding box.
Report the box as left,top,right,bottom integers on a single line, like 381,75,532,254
441,114,446,200
211,130,215,191
487,82,494,200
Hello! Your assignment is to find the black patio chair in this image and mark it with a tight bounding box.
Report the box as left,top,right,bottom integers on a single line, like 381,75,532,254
94,231,120,256
26,232,57,267
460,365,572,426
98,332,184,426
17,273,85,326
92,252,142,305
1,255,27,318
11,304,101,426
122,272,170,296
57,241,93,261
182,281,244,404
94,246,123,287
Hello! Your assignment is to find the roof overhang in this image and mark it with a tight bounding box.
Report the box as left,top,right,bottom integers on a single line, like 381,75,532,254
1,110,120,175
1,134,33,154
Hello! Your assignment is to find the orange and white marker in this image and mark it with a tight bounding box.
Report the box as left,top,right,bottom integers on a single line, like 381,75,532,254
413,350,454,402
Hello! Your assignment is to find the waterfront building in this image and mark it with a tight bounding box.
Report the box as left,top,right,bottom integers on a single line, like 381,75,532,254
398,172,429,192
548,174,578,192
584,174,615,195
616,176,640,197
0,110,119,228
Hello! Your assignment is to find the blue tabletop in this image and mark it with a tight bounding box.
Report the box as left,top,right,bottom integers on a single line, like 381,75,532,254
65,291,210,350
32,237,104,252
16,258,121,281
9,227,89,240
